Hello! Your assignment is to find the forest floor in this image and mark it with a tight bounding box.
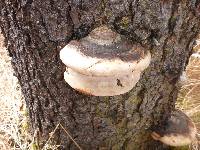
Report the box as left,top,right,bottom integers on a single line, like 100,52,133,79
0,32,200,149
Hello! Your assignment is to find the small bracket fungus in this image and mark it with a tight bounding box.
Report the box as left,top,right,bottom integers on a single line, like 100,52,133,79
151,110,197,147
60,26,151,96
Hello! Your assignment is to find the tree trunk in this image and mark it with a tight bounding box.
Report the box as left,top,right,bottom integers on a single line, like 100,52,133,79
1,0,200,149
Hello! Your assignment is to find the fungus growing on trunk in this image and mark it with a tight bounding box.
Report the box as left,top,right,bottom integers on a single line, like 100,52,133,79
60,26,151,96
151,110,197,147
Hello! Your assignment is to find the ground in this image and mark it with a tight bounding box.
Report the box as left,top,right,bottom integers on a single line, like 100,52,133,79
0,31,200,149
0,32,27,149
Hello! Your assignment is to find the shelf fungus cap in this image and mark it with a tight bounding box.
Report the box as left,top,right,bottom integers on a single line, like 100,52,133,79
151,110,197,147
60,26,151,96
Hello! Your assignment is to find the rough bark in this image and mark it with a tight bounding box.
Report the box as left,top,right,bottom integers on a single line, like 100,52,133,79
0,0,200,149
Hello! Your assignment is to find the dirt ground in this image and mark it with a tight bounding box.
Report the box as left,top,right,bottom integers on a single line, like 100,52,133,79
0,32,200,149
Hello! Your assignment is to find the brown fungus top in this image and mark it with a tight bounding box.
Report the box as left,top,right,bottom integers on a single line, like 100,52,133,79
153,110,195,137
69,40,146,62
66,26,148,62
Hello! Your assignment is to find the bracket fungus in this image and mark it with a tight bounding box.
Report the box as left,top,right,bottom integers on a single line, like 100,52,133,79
60,26,151,96
151,110,197,147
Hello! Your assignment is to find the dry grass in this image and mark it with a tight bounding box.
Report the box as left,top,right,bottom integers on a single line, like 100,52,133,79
0,31,200,149
176,55,200,131
0,33,30,149
175,54,200,150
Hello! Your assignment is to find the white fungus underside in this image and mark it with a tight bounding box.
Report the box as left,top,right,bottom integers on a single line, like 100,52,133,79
158,135,194,147
152,125,197,147
64,68,142,96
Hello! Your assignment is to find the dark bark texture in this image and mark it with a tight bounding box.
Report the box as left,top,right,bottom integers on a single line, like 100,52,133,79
1,0,200,149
